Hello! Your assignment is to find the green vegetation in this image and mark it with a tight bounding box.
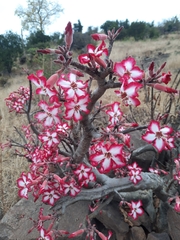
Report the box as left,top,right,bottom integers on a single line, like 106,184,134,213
100,16,180,40
0,16,180,79
0,31,23,74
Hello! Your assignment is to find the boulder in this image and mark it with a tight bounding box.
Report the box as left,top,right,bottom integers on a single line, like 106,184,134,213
0,223,14,240
130,226,146,240
0,196,91,240
147,232,170,240
167,207,180,240
95,201,129,237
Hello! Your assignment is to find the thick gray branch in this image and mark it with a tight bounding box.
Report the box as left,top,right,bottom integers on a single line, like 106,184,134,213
53,172,165,213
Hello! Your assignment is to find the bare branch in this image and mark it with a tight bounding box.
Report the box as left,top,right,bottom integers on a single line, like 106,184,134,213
53,172,165,213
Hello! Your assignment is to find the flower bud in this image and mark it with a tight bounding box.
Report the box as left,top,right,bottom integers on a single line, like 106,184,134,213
113,26,124,40
47,73,59,87
91,33,108,41
68,229,85,238
148,83,178,93
158,72,171,84
148,62,155,77
94,56,107,68
69,68,84,77
66,51,73,58
64,22,73,50
58,54,66,63
54,55,66,64
37,48,62,54
157,62,166,75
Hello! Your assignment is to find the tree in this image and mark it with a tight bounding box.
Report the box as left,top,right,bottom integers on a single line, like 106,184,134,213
86,26,99,35
73,20,83,33
50,31,62,44
100,20,119,34
15,0,63,33
0,31,23,73
1,22,180,239
26,30,51,48
159,16,180,34
128,21,149,40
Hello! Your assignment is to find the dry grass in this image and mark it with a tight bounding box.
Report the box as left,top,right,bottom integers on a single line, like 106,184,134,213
0,75,30,214
111,33,180,73
0,33,180,215
102,33,180,119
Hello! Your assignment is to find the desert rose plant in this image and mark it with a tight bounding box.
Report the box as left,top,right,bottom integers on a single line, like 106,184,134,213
1,22,180,239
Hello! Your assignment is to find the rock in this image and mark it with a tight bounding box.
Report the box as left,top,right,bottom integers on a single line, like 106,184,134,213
129,131,155,171
95,201,129,237
0,196,91,240
153,202,169,232
115,232,131,240
147,232,170,240
0,223,13,240
131,226,146,240
126,208,152,233
0,193,177,240
167,207,180,240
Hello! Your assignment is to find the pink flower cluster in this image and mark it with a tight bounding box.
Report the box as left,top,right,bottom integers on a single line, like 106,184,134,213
17,149,97,205
114,57,144,106
5,86,30,113
128,162,142,184
2,22,179,239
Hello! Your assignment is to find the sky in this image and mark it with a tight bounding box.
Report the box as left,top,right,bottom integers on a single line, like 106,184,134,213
0,0,180,36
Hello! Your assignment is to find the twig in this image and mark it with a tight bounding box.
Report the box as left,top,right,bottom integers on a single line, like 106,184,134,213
88,193,114,220
26,80,40,136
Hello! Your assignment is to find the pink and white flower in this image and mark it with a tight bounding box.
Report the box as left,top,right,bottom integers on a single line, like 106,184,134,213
56,121,70,136
142,120,174,152
57,73,88,99
115,78,142,106
39,130,60,148
89,142,126,173
63,179,81,197
35,101,61,127
128,162,142,184
78,40,108,68
81,172,96,187
64,95,90,122
28,70,57,98
38,228,53,240
73,164,92,182
113,57,144,83
17,172,33,199
128,169,142,184
127,162,142,171
128,200,144,220
105,102,123,126
42,189,60,206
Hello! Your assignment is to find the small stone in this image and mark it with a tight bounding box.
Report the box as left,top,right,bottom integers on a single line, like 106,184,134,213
147,232,170,240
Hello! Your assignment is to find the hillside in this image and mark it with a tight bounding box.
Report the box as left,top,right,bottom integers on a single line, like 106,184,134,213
0,33,180,216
